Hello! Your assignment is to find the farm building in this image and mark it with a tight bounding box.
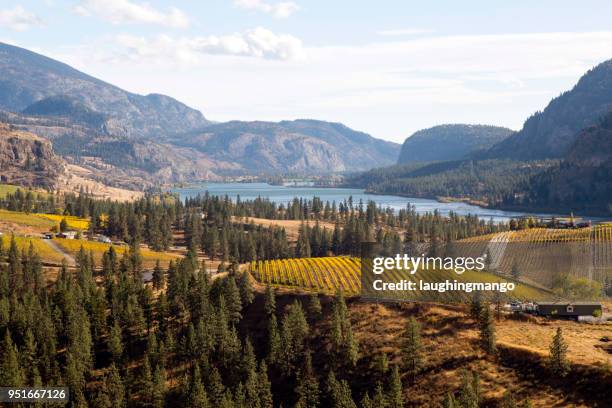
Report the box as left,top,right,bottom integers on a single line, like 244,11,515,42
56,231,77,239
536,301,602,318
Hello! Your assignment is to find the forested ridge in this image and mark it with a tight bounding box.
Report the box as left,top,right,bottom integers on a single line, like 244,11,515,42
0,188,518,407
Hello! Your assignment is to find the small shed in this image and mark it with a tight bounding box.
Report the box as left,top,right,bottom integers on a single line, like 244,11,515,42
56,231,77,239
536,301,602,318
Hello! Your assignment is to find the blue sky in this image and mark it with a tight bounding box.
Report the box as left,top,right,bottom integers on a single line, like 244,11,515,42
2,1,612,143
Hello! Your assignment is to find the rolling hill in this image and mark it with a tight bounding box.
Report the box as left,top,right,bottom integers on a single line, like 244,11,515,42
397,124,512,165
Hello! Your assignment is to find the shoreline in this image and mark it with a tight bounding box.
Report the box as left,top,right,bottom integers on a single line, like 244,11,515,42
168,181,609,221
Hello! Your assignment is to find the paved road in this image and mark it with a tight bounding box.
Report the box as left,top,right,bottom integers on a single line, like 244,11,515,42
43,239,76,266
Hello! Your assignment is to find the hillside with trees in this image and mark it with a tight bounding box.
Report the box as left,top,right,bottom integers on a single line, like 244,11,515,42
397,124,512,165
0,188,609,407
348,60,612,216
484,58,612,160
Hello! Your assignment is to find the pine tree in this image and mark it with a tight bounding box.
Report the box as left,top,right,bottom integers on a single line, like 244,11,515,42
479,305,496,354
108,320,123,363
548,327,569,376
458,370,480,408
224,276,243,324
401,317,423,378
241,337,257,380
106,364,126,408
239,271,255,306
372,382,387,408
470,292,483,320
0,330,24,386
267,313,281,364
345,324,359,367
152,364,167,408
308,293,322,318
152,260,165,290
264,285,276,316
187,365,210,408
326,370,357,408
258,361,274,408
375,352,389,375
387,365,404,408
208,366,225,406
245,367,261,408
296,351,320,408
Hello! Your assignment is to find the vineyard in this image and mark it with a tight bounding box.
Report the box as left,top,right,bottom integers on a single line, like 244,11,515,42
250,257,361,296
457,226,612,294
250,256,549,301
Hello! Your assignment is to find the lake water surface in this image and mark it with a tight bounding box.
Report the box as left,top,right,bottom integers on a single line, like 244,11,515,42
171,183,562,223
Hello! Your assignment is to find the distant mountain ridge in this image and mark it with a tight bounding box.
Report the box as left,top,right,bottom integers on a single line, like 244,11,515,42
0,42,399,183
484,59,612,160
348,59,612,215
0,42,209,139
397,124,512,165
171,120,400,174
521,111,612,213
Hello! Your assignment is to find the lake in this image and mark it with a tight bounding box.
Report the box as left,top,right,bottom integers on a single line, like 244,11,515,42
171,182,561,223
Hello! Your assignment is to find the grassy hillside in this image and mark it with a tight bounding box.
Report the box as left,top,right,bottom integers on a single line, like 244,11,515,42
0,234,65,264
53,238,180,268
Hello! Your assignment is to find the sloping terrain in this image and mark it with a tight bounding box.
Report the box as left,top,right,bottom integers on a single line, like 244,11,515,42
398,124,512,165
0,123,63,187
484,59,612,160
0,42,399,179
171,120,400,174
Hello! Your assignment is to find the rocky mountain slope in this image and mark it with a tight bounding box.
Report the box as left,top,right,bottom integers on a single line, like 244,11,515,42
0,42,399,179
521,111,612,213
484,59,612,160
0,123,63,187
0,42,208,139
397,124,512,165
171,120,400,174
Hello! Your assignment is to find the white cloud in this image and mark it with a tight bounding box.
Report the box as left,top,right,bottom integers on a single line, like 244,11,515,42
234,0,299,18
112,27,304,62
377,28,434,36
74,0,189,28
0,6,43,31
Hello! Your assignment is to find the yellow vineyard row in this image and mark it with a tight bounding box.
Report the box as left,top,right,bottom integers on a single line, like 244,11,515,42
250,257,361,295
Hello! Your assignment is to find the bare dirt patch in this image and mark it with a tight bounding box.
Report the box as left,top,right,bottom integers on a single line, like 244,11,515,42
233,216,336,240
58,164,143,202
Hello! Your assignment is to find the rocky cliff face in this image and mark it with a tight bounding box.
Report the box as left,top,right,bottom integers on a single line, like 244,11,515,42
0,123,64,187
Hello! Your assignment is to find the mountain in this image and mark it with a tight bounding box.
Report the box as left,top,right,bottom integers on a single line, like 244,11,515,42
169,120,400,174
485,59,612,160
0,42,399,181
0,42,209,139
521,112,612,213
0,123,64,187
397,124,512,165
